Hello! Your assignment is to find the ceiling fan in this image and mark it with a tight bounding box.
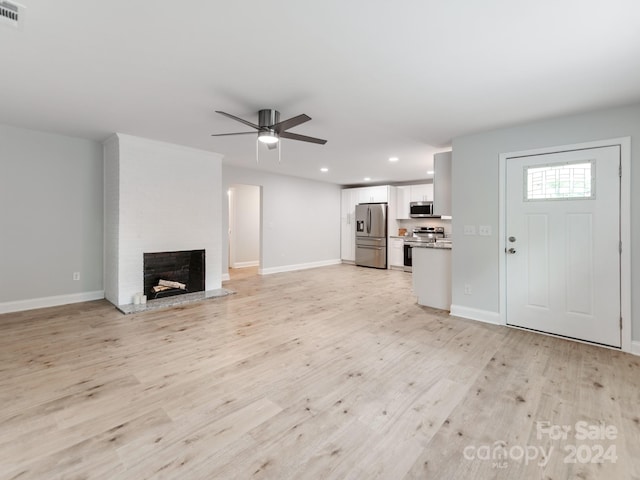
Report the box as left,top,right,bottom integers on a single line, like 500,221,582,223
211,109,327,149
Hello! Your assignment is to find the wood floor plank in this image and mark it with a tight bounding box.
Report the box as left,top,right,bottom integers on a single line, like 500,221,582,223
0,264,638,479
117,397,282,478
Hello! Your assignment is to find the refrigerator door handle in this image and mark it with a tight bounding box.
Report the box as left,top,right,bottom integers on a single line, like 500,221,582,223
367,207,371,234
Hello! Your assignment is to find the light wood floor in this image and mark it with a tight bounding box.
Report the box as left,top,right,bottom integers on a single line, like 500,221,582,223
228,266,259,281
1,265,638,479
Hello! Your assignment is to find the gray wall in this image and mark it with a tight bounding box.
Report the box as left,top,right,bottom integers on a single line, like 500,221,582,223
0,123,104,302
451,103,640,339
222,165,341,274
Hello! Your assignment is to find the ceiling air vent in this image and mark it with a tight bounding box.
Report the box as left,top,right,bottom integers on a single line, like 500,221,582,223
0,1,23,28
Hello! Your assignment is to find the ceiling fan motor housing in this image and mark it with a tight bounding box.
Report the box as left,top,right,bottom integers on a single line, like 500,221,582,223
258,109,280,129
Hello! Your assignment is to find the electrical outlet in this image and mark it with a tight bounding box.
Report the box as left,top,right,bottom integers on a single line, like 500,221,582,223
479,225,492,236
463,225,476,236
73,272,80,281
464,284,472,295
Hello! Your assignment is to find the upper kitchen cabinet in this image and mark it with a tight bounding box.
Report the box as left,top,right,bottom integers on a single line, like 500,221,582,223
358,185,388,203
396,186,411,219
410,183,433,202
433,151,452,217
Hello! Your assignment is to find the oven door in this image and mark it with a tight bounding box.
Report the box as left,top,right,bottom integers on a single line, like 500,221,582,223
403,243,413,271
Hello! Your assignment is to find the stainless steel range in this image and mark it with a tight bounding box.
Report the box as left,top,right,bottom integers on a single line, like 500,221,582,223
403,227,445,272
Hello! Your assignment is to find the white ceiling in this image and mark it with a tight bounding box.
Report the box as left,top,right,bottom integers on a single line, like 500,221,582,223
2,1,640,185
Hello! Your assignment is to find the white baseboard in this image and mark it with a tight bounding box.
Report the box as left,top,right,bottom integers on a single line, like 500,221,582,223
221,273,231,282
631,341,640,356
260,259,342,275
450,305,502,326
0,290,105,315
231,261,259,268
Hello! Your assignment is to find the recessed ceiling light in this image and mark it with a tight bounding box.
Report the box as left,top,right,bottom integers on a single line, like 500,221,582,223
320,167,328,172
427,170,434,175
389,157,399,162
364,177,371,181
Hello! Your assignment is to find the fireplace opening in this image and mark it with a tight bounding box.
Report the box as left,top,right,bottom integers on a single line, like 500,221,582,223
143,250,205,300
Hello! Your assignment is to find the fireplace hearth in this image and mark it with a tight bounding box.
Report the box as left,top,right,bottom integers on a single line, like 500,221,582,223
143,250,205,300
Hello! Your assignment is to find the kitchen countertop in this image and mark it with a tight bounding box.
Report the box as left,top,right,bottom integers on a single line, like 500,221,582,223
392,234,453,248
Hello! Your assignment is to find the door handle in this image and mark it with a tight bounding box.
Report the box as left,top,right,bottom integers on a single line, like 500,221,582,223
507,248,516,254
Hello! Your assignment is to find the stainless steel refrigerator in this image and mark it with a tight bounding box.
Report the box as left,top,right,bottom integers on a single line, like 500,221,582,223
355,203,387,269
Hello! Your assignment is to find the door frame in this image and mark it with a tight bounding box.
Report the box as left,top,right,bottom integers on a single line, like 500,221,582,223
498,137,631,352
227,183,262,271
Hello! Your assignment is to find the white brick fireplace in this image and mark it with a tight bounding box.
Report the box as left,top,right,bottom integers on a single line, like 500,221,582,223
103,134,223,306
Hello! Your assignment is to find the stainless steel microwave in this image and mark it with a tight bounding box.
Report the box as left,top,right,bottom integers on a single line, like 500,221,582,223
410,201,435,218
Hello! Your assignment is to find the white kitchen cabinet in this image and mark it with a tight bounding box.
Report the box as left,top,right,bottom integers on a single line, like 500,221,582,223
371,185,388,202
395,186,411,219
340,189,358,262
433,151,452,216
358,185,388,203
386,186,398,238
410,183,433,202
412,246,452,310
357,188,371,204
389,238,405,267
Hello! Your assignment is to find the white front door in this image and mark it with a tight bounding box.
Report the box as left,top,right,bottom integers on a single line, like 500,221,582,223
505,146,621,347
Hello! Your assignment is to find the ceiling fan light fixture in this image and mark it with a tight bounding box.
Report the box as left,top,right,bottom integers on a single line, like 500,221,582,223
212,110,326,147
258,130,279,144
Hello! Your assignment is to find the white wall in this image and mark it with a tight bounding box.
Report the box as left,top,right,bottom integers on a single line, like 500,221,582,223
451,103,640,340
222,165,341,276
0,124,104,313
229,184,260,268
103,136,119,304
104,134,223,305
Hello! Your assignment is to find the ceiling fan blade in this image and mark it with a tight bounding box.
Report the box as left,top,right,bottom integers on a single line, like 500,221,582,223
210,131,257,137
215,111,260,130
279,131,327,145
271,114,311,133
266,142,278,150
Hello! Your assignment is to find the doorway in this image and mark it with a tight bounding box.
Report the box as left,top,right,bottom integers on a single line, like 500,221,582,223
228,184,261,280
500,138,631,350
